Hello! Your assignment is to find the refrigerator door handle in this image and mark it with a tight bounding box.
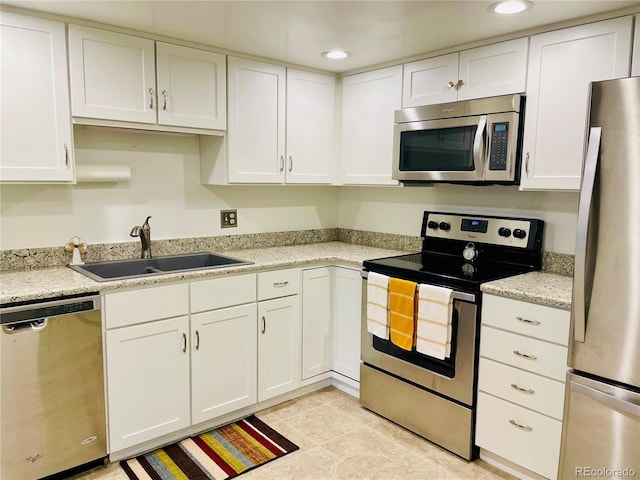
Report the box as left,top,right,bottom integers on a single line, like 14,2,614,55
571,381,640,418
572,126,601,343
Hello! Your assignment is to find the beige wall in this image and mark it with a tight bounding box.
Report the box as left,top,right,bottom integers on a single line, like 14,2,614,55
0,127,578,254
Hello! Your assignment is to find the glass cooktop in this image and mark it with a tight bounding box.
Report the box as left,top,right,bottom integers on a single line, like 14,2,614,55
363,252,535,293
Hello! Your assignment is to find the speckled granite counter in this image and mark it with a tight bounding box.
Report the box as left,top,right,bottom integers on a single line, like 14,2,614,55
481,271,573,310
0,242,402,304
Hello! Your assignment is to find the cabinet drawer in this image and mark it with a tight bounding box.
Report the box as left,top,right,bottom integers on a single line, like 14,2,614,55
480,326,568,381
190,274,256,313
482,295,570,345
258,268,301,301
478,358,565,420
105,283,189,329
476,392,562,480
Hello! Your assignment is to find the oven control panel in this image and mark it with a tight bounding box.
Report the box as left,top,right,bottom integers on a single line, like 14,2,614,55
422,212,540,249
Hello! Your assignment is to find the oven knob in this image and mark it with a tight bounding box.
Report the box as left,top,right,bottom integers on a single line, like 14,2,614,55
463,242,477,262
439,222,451,231
427,221,439,229
498,227,512,237
513,229,527,239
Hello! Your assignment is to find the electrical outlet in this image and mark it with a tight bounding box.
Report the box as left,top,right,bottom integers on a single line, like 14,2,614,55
220,209,237,228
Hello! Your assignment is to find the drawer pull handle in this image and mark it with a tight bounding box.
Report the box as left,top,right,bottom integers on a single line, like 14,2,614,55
273,281,289,287
509,419,533,432
511,383,535,394
516,316,541,326
513,350,538,360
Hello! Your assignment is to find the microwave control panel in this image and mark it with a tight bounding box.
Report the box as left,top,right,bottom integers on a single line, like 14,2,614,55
489,122,509,171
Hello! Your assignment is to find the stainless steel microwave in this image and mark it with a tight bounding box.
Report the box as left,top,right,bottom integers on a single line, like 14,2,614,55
393,94,525,185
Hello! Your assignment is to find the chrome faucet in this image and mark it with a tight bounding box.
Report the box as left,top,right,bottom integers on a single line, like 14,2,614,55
130,216,152,258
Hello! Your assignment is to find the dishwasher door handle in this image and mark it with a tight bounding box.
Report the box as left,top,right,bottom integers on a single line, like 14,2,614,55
3,318,48,334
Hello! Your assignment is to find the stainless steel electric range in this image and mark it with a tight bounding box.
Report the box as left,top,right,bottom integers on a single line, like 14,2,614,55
360,211,544,460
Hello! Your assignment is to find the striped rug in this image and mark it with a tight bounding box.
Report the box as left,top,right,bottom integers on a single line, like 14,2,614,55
120,415,299,480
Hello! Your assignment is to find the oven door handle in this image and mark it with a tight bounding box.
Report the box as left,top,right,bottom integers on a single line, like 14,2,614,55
360,271,476,303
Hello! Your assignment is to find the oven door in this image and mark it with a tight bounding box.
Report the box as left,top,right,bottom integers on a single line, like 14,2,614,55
360,276,478,407
392,112,519,184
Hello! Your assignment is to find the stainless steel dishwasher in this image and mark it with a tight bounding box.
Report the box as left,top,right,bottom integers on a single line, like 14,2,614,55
1,294,107,480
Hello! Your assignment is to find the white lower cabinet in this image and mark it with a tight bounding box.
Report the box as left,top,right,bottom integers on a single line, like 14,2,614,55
257,295,302,401
477,294,571,480
302,267,333,380
301,266,363,383
332,267,362,381
191,304,257,424
106,315,191,452
257,268,302,401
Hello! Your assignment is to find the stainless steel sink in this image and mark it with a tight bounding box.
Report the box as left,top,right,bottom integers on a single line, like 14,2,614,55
68,252,253,282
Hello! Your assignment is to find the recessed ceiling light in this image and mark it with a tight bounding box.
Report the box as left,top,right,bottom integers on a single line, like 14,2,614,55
321,50,352,60
488,0,533,14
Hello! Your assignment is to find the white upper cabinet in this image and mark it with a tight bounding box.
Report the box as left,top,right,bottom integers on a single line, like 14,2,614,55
69,25,156,124
227,57,286,183
68,25,226,132
520,17,632,191
632,15,640,77
1,12,74,182
224,58,335,184
156,42,226,130
340,65,402,185
402,38,528,107
285,69,335,184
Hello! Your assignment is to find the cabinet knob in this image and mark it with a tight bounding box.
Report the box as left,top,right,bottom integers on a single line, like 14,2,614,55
447,81,456,89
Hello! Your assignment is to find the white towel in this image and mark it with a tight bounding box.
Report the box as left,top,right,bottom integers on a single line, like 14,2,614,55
366,272,390,339
416,284,453,359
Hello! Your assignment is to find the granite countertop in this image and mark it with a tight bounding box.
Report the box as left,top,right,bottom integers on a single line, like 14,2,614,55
1,241,574,308
481,271,573,310
0,242,401,304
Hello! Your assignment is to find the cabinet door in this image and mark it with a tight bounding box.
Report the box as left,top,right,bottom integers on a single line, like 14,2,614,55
227,57,285,183
257,295,301,401
340,66,402,185
68,25,156,123
301,267,332,380
332,267,362,381
156,42,226,130
457,38,528,101
191,304,257,424
402,53,459,107
0,13,73,182
632,15,640,77
285,69,335,184
106,316,190,452
520,17,632,191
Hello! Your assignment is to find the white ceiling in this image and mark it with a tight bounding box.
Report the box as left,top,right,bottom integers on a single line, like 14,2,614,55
4,0,640,73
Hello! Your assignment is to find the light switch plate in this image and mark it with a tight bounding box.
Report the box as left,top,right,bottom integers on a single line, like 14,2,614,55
221,209,237,228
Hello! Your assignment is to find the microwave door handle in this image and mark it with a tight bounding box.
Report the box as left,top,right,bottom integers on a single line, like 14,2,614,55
473,115,488,173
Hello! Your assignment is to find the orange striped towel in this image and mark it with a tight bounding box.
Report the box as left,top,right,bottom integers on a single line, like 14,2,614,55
416,283,453,359
389,277,417,351
367,272,390,339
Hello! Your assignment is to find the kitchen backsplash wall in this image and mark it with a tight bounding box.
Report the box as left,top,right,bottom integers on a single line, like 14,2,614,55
0,126,339,250
338,186,579,254
1,126,578,256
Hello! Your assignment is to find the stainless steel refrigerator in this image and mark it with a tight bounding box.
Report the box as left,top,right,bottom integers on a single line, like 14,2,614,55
558,76,640,479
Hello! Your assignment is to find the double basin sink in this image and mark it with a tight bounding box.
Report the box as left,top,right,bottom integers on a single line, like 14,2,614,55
69,252,252,282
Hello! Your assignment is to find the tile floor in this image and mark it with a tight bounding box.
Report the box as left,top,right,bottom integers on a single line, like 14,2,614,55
71,386,516,480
